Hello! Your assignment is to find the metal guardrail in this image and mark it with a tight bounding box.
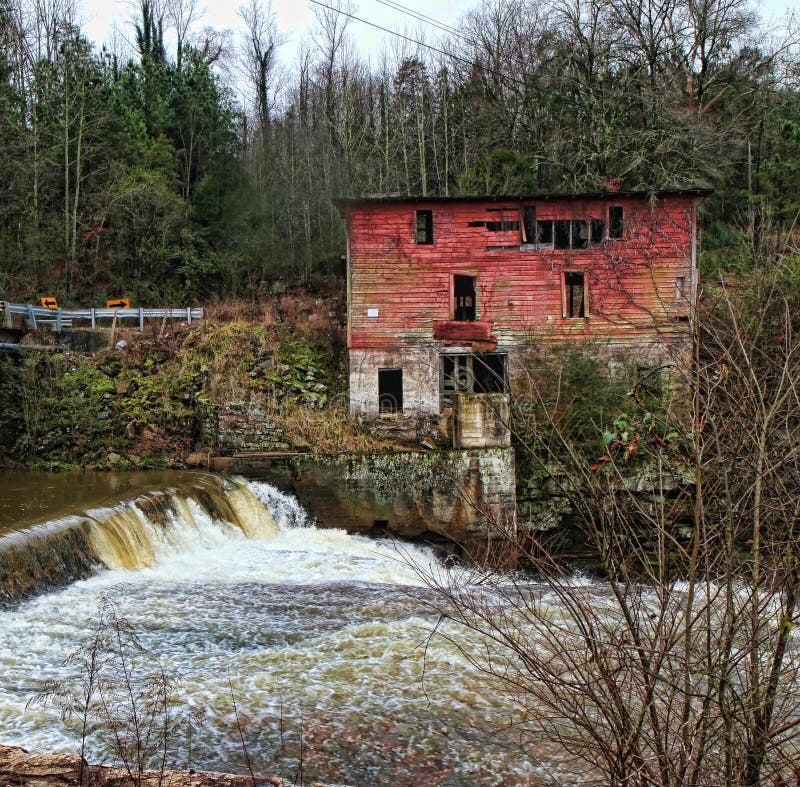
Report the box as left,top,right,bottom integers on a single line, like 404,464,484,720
1,302,203,332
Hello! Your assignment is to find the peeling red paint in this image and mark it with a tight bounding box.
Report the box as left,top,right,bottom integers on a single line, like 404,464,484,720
433,321,495,343
345,193,701,354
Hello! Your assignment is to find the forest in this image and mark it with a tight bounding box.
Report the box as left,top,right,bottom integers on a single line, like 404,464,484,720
0,0,797,303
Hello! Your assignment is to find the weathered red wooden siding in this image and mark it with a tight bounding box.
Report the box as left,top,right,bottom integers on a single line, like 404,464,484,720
346,195,697,352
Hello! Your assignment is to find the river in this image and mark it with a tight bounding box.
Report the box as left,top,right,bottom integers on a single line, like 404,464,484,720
0,471,571,786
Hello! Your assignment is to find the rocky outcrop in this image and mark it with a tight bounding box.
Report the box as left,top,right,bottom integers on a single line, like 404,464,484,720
0,744,329,786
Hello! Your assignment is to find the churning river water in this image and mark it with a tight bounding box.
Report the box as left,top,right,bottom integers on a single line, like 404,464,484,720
0,472,576,786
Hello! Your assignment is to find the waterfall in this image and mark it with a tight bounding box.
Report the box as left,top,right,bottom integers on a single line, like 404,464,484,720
0,474,278,601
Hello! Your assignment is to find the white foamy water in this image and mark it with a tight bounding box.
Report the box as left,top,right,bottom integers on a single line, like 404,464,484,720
0,478,562,785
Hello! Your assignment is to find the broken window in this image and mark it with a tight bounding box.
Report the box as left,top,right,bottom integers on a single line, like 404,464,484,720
609,206,624,239
378,368,403,413
564,271,586,318
441,353,508,405
537,220,554,245
591,218,606,243
521,206,536,243
442,355,471,397
572,220,590,249
473,354,506,392
454,275,477,321
415,210,434,244
554,220,571,249
486,220,520,232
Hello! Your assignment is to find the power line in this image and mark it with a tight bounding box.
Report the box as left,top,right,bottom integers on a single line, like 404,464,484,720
370,0,464,40
306,0,526,89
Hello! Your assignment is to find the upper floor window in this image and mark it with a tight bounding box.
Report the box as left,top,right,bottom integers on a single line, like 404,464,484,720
454,275,477,321
521,205,537,243
563,271,587,318
416,210,434,244
609,205,624,239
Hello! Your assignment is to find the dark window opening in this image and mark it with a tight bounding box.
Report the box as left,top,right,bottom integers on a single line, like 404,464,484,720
521,206,536,243
443,355,471,396
591,218,606,243
486,220,520,232
572,220,590,249
609,206,624,239
676,276,687,302
555,220,571,249
416,210,434,244
565,271,586,318
378,368,403,413
454,275,477,321
441,353,508,405
537,220,554,245
473,354,506,392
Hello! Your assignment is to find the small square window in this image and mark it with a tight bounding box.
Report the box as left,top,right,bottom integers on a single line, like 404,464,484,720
416,210,434,244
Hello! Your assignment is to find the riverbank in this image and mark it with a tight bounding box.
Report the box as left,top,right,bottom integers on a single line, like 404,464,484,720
0,292,402,471
0,744,328,786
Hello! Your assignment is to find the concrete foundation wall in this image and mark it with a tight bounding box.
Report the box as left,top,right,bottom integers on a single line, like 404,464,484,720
230,448,516,559
453,393,511,449
349,346,441,416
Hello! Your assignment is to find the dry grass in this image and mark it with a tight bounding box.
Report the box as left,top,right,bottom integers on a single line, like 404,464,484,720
274,404,398,454
204,291,344,341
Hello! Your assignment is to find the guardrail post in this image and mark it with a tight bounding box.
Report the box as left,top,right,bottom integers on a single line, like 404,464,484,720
55,308,62,333
139,307,144,331
186,306,192,325
90,308,96,330
1,302,11,328
27,305,36,329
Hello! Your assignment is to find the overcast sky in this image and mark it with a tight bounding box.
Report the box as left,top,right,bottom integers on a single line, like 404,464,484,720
77,0,797,75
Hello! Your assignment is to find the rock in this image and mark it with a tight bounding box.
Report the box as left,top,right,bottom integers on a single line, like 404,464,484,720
0,744,319,786
115,340,127,350
116,381,130,395
107,452,121,464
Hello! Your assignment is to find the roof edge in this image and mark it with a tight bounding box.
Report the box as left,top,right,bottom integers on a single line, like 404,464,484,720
334,189,714,207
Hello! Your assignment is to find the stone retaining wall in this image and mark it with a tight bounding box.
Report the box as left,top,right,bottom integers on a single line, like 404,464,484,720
229,447,517,561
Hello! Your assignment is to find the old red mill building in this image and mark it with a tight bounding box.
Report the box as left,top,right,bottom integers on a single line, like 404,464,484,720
339,190,709,419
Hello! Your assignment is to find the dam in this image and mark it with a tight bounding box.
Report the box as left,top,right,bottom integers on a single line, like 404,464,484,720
0,471,575,785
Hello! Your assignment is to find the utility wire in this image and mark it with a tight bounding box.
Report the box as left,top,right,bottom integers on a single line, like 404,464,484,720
369,0,501,80
306,0,527,89
370,0,465,40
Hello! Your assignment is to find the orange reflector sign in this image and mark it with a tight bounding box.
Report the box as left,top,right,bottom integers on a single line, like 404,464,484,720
106,298,130,309
40,297,58,309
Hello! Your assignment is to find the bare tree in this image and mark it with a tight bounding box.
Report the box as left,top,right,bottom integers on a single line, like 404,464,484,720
164,0,202,70
237,0,282,141
416,263,800,786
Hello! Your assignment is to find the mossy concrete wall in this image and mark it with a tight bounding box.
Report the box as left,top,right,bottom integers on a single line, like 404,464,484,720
230,448,516,558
